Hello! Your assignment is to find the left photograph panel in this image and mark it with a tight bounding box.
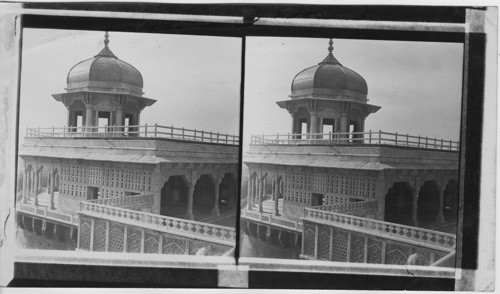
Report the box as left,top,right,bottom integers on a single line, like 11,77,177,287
16,29,241,256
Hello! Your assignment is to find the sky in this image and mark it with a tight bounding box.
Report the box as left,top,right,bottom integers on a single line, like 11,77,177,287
243,37,464,152
19,29,242,141
19,30,464,154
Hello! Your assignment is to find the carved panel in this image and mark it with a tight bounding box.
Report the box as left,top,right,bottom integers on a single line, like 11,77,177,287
303,224,316,257
317,225,330,260
162,236,186,255
126,228,142,253
79,217,92,250
350,234,365,263
332,229,348,262
385,243,410,265
144,232,159,254
108,223,124,252
367,239,382,264
92,219,106,252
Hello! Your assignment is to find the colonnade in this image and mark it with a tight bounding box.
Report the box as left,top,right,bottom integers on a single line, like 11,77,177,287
384,177,456,228
161,172,238,221
246,170,282,216
22,164,59,210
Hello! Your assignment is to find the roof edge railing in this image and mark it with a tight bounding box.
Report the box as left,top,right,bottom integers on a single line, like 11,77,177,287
25,124,239,145
250,130,459,151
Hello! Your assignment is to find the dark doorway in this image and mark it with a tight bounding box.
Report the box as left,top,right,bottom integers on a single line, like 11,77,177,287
87,186,99,200
160,175,188,217
384,182,412,225
311,193,324,206
417,181,439,228
193,175,215,215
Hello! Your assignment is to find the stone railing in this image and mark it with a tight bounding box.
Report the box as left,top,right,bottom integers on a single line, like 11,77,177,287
251,130,458,151
26,124,239,146
18,203,79,226
241,209,302,232
312,200,378,214
79,201,236,246
85,194,154,211
303,207,455,251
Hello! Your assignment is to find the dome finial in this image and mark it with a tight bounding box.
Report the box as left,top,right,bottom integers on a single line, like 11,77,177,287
319,38,341,65
104,31,109,46
95,31,117,58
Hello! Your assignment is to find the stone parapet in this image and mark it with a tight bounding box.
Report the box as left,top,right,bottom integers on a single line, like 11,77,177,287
246,144,458,170
21,137,239,163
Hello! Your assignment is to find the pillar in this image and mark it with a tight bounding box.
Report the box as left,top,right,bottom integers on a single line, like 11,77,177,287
258,176,264,213
340,114,348,137
309,111,318,135
247,174,253,210
34,168,40,206
50,171,55,210
67,108,75,131
410,181,421,227
212,177,221,216
115,106,124,134
22,168,28,203
274,178,280,216
85,104,93,133
27,169,33,202
436,181,446,224
186,181,195,220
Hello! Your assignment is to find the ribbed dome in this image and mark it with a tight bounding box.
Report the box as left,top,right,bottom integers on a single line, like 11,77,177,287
66,32,143,96
291,40,367,99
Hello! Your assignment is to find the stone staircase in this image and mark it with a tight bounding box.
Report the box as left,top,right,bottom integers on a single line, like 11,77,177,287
253,197,283,215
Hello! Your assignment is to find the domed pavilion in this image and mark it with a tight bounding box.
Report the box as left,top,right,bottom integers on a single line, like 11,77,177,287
52,32,156,134
276,39,380,136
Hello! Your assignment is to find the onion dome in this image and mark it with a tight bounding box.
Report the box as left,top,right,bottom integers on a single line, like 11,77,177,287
290,39,368,101
66,32,144,97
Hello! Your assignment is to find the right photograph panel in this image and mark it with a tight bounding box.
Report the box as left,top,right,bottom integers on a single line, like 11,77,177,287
240,37,463,266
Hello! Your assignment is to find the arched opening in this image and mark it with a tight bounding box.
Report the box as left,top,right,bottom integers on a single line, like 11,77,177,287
219,173,237,211
417,181,440,228
160,175,188,217
193,174,216,218
443,180,459,223
384,182,412,225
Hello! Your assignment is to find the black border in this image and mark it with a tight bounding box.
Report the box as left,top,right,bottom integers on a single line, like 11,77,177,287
10,3,486,290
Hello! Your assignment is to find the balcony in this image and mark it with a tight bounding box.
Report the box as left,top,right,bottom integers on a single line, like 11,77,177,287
250,131,458,151
26,124,239,146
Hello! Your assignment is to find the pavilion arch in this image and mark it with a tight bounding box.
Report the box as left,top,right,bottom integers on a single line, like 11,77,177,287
160,175,188,217
384,181,413,225
443,179,459,222
417,181,440,228
218,173,238,210
193,174,216,211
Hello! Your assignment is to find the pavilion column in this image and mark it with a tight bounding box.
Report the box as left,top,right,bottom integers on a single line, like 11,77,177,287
50,171,55,210
22,168,28,203
115,106,124,134
185,180,195,221
212,177,221,216
34,168,40,206
29,170,34,201
85,104,93,133
410,180,421,227
273,178,280,216
436,181,446,224
257,176,263,213
340,113,348,141
66,108,75,132
309,111,318,137
247,174,253,210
